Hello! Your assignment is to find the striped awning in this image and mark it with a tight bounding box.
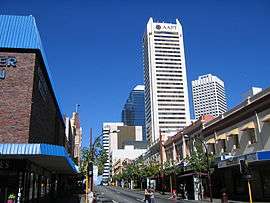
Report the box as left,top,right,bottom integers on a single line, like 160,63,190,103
0,144,78,174
262,114,270,123
227,128,239,137
240,122,255,131
206,138,215,144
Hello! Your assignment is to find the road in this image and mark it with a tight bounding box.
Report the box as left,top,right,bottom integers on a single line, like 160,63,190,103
94,186,185,203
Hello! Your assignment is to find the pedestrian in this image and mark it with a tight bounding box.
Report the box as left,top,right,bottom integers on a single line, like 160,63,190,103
149,188,155,203
144,189,151,203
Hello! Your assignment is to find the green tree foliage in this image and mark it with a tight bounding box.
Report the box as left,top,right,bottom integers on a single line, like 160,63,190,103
80,137,108,176
184,140,211,173
164,160,182,175
119,161,160,183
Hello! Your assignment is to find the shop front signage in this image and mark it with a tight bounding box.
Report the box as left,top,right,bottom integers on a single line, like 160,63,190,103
218,152,257,168
0,56,17,80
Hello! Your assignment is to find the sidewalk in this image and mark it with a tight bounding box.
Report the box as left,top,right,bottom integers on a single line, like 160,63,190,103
53,194,86,203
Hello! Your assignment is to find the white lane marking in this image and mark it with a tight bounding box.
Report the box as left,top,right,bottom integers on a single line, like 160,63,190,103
112,200,119,203
136,198,144,202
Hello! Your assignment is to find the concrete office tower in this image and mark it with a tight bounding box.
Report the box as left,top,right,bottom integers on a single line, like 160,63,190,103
102,122,123,184
143,18,190,144
122,85,146,140
192,74,227,119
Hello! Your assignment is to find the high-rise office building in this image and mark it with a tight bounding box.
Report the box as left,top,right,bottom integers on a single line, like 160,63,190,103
122,85,146,140
102,122,123,184
192,74,227,119
143,18,190,144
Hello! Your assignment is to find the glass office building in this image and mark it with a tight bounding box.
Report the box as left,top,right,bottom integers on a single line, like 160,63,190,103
122,85,146,140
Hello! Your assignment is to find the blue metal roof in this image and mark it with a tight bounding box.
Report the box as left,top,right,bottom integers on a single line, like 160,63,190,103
0,144,78,173
0,15,43,50
0,15,63,120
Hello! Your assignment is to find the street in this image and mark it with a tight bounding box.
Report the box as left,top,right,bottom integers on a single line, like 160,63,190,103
94,186,184,203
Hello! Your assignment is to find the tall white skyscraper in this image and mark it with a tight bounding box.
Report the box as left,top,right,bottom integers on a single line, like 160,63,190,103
192,74,227,119
102,122,123,184
143,18,190,144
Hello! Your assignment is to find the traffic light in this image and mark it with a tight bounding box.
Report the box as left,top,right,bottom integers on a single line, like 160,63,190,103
239,159,251,179
88,161,93,177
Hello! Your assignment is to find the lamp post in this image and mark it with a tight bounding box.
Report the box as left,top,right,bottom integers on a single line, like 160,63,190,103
184,135,213,202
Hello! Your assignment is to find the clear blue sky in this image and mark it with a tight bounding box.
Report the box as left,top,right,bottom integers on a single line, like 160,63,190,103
2,0,270,147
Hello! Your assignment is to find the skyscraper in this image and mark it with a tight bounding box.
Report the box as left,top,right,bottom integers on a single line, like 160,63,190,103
122,85,146,140
192,74,227,119
143,18,190,144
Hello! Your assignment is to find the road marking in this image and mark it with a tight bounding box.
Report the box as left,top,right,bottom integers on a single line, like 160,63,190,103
136,198,144,202
112,200,119,203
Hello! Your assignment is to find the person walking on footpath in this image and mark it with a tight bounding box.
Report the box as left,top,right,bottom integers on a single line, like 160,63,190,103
149,188,155,203
144,189,151,203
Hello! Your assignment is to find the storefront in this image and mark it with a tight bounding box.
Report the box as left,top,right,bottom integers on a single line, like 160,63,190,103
0,144,78,203
214,150,270,201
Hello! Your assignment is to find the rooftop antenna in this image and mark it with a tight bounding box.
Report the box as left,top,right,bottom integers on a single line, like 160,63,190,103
75,104,80,113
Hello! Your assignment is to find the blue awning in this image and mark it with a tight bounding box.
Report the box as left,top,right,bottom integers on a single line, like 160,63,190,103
0,144,78,174
218,150,270,168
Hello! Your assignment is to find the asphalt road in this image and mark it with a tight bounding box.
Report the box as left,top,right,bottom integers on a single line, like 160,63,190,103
95,186,185,203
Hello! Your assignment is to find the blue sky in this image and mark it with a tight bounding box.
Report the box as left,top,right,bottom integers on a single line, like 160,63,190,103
2,0,270,147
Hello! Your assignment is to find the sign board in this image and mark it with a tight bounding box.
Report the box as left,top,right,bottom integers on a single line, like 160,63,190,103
155,24,177,31
0,56,17,80
218,152,257,168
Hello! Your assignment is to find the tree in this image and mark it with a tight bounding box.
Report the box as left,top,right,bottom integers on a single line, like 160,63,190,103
80,137,108,176
185,141,209,173
184,140,214,200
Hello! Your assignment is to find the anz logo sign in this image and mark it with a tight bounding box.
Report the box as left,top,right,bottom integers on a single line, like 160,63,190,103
0,56,17,80
155,24,177,31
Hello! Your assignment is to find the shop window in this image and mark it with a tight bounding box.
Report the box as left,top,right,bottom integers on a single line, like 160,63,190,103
220,139,227,153
247,130,256,145
40,176,45,197
46,178,50,194
233,135,239,149
34,175,38,199
210,143,215,154
28,173,34,200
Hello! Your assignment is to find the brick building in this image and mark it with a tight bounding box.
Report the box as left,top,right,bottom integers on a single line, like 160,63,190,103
0,15,77,203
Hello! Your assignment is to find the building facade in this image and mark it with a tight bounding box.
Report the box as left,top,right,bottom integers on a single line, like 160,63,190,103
141,87,270,201
143,17,190,144
0,15,77,203
192,74,227,119
202,87,270,201
122,85,146,140
102,123,145,184
70,112,82,165
102,122,123,184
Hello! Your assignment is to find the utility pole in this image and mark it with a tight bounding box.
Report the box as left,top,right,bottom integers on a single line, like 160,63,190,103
159,129,165,194
89,128,93,192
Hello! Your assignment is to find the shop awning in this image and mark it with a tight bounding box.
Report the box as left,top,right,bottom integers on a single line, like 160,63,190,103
0,144,78,174
262,114,270,123
206,138,215,144
240,122,255,131
216,133,226,140
227,128,239,137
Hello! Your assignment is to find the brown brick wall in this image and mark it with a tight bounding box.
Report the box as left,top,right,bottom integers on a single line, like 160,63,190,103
29,54,65,146
0,52,36,143
0,50,65,146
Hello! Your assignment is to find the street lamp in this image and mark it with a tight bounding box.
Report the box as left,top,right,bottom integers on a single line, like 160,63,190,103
184,135,213,202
